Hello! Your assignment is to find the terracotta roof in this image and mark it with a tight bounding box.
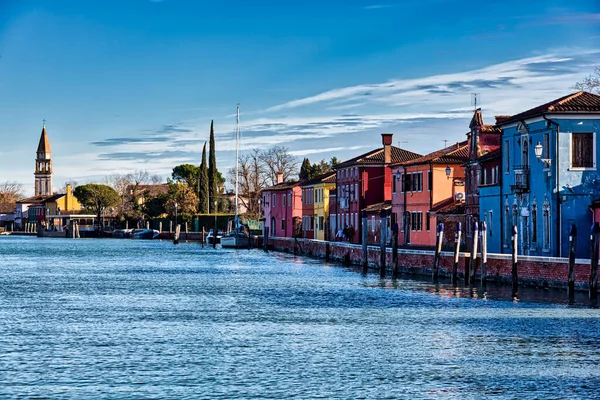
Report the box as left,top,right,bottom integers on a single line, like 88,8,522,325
37,126,51,153
335,146,421,169
17,194,53,205
262,181,301,192
477,148,501,163
494,115,512,124
498,91,600,125
469,108,501,133
397,140,470,166
0,203,15,214
300,172,335,187
361,200,392,213
434,201,465,215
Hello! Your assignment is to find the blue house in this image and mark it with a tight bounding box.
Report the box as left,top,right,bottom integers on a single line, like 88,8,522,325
492,91,600,258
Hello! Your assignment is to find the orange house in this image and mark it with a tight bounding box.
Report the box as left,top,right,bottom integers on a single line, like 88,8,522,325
391,141,469,247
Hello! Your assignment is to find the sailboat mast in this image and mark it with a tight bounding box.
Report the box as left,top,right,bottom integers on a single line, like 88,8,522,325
235,105,240,222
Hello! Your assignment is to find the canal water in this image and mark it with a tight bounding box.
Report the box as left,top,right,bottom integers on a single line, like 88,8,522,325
1,236,599,399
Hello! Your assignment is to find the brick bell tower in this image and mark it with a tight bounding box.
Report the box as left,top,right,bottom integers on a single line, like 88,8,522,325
34,120,53,196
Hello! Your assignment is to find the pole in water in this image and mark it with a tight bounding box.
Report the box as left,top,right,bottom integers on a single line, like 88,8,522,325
480,221,488,289
202,226,205,248
433,222,444,283
568,224,577,299
512,225,519,299
452,222,461,285
379,210,387,278
469,221,479,286
362,211,368,273
589,222,600,301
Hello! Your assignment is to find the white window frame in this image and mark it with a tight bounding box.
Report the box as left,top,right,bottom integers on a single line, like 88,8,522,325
569,131,596,171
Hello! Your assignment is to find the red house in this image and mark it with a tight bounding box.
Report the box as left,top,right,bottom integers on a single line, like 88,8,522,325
463,109,502,243
261,172,302,238
331,133,421,243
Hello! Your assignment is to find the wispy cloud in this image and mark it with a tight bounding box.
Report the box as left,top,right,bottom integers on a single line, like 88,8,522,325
363,4,395,10
290,145,370,157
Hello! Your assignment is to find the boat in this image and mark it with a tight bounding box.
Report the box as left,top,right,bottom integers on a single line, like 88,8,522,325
205,229,222,245
221,105,250,249
0,231,11,236
130,229,160,240
112,228,133,238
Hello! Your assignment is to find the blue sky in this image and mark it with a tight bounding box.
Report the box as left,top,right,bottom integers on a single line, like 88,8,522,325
0,0,599,195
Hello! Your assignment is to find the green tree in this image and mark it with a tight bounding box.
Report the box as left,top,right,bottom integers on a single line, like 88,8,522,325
143,193,168,219
73,184,120,234
329,157,339,167
172,164,200,187
199,142,209,213
208,120,218,213
166,181,199,224
299,158,311,180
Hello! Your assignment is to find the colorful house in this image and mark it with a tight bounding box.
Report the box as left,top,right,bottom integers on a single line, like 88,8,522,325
331,133,421,244
493,91,600,258
391,141,469,247
463,109,502,245
476,148,502,252
300,172,335,241
261,173,302,238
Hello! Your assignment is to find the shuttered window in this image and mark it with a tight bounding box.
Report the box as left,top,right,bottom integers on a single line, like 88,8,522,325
571,132,593,168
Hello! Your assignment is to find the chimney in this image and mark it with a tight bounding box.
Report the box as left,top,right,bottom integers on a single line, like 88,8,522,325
381,133,393,164
276,170,284,184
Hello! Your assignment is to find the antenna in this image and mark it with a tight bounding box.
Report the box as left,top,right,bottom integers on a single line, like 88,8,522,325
443,139,448,148
471,93,480,110
42,119,46,128
397,140,408,147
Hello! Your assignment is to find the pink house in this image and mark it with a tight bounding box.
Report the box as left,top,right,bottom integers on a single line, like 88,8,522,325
261,174,302,238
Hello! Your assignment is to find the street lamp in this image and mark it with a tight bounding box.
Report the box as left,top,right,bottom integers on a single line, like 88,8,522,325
174,202,178,228
534,141,552,168
445,165,452,179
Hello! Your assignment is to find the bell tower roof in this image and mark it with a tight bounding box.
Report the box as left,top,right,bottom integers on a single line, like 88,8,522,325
37,121,51,154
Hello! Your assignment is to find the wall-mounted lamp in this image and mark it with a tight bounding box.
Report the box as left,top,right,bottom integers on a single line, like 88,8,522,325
534,141,552,168
395,170,401,181
445,165,451,179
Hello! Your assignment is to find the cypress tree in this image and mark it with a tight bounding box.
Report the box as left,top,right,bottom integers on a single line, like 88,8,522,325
208,120,218,213
199,142,209,213
299,158,311,180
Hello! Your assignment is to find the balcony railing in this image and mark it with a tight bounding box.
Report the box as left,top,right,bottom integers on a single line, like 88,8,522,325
511,165,529,192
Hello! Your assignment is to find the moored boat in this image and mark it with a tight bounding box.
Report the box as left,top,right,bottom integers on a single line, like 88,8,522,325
130,229,160,239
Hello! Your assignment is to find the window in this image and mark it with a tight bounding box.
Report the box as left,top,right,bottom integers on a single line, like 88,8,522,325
543,133,550,159
426,212,431,231
411,211,422,231
483,168,487,185
531,204,537,244
319,216,324,231
282,194,286,207
488,210,493,237
543,198,551,252
410,172,423,192
571,132,594,168
288,193,291,207
281,219,286,232
404,174,411,192
392,177,397,193
272,194,276,207
490,167,495,185
504,140,510,173
372,216,375,232
399,173,404,193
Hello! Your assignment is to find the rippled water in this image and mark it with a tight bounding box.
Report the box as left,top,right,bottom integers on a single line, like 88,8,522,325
1,236,600,399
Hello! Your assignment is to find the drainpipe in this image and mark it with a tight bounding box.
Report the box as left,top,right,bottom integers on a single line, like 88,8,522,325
543,115,560,257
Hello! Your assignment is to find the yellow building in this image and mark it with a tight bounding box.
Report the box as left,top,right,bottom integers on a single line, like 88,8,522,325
45,185,82,215
313,173,336,241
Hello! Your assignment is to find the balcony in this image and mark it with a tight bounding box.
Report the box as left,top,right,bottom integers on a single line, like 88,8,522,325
511,165,529,193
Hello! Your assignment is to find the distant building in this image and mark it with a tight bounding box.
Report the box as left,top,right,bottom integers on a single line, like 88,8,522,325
261,172,302,238
300,172,335,240
34,122,53,196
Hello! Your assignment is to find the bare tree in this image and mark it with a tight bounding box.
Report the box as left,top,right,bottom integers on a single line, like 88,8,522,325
259,145,298,185
0,181,24,203
58,180,79,194
573,66,600,94
150,174,163,184
228,148,266,217
104,174,133,197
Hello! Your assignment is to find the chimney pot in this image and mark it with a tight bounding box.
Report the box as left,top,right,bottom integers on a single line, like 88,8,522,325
381,133,393,164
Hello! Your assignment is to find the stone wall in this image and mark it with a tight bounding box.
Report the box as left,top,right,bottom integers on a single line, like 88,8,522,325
266,237,591,290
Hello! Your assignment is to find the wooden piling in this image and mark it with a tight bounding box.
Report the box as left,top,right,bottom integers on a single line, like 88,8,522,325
169,221,173,233
433,223,444,284
264,227,269,251
362,212,368,273
512,225,518,298
159,222,162,235
202,226,205,248
568,224,577,298
452,222,461,285
589,222,600,301
469,221,479,286
481,221,488,288
174,224,180,245
379,211,387,278
392,224,399,279
185,222,188,242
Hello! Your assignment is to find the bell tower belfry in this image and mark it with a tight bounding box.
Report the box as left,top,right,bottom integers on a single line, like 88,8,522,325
34,120,53,196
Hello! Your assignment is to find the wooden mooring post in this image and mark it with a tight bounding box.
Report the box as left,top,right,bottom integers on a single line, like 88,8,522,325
512,225,519,299
568,224,577,299
174,224,180,245
362,212,368,273
379,211,387,278
264,227,269,252
433,223,444,284
480,221,488,289
392,223,399,279
452,222,461,285
589,222,600,301
202,227,205,248
469,221,479,286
